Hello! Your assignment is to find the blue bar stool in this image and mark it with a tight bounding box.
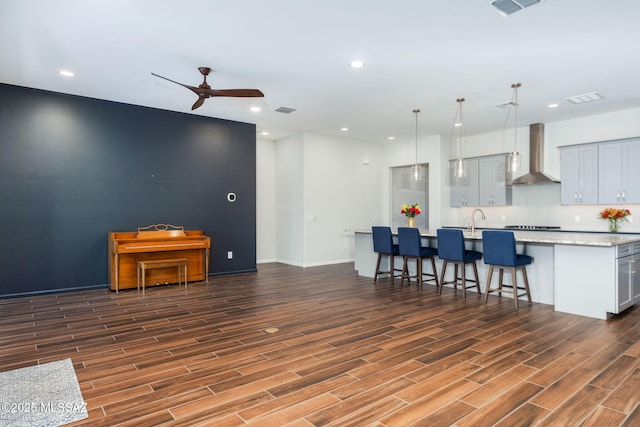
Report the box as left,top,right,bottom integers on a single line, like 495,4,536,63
397,227,439,291
436,228,482,299
482,230,533,310
371,226,402,282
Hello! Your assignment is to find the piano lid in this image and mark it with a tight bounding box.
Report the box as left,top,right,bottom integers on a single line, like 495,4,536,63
137,223,186,238
110,224,210,254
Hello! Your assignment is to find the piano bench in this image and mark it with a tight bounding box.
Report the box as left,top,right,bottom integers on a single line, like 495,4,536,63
136,258,188,296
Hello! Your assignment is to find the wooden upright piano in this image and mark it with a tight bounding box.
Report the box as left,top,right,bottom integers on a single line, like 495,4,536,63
108,224,210,292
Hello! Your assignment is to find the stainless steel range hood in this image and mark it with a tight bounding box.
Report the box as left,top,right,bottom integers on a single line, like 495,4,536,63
509,123,560,185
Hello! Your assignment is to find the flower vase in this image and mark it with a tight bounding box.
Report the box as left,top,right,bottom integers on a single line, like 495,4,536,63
609,218,619,232
407,217,416,228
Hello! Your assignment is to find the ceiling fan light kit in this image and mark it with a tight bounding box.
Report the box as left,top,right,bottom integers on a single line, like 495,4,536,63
151,67,264,110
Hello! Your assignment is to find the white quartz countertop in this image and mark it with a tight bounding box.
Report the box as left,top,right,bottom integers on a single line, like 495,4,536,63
355,229,640,247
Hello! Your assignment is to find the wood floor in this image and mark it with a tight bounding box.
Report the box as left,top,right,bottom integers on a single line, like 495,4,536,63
2,262,640,426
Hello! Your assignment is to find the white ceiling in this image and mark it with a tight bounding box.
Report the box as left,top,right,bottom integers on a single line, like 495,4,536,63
2,0,640,144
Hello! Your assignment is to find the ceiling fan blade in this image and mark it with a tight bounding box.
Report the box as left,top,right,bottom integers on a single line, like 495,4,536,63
153,68,264,110
191,96,207,110
207,89,265,98
151,72,201,95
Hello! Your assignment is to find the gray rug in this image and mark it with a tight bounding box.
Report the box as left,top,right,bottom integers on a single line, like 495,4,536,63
0,358,88,426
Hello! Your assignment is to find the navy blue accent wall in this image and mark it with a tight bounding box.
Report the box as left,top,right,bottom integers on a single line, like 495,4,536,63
0,83,256,296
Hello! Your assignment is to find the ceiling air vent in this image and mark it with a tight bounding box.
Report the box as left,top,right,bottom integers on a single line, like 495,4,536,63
275,106,297,114
496,101,517,109
491,0,544,16
565,92,604,104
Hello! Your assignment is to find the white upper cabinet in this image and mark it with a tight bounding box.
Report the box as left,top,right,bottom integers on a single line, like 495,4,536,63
598,138,640,204
478,155,512,206
450,154,511,207
560,145,598,205
450,159,478,207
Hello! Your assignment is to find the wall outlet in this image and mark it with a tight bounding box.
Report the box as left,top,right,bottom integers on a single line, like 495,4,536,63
629,215,634,223
575,215,581,223
501,215,506,222
227,251,233,260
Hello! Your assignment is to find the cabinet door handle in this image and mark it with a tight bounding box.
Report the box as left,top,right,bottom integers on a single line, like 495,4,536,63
578,192,583,203
574,192,578,203
617,190,621,202
622,190,626,202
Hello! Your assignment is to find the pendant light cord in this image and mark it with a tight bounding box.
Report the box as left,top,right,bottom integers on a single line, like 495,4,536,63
501,83,521,153
457,98,464,157
413,108,420,166
513,83,520,152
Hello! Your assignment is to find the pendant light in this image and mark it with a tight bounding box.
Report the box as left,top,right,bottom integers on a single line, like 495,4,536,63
507,83,522,174
452,98,467,178
410,108,422,181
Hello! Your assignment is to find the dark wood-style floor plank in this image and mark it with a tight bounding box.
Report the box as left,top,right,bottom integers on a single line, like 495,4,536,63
1,262,640,425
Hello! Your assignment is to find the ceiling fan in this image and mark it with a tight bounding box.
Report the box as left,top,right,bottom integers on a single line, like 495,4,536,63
151,67,264,110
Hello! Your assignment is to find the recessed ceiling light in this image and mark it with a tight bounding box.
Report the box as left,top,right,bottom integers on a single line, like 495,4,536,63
387,136,396,140
547,103,559,108
259,131,270,136
454,122,462,127
349,60,364,69
58,70,75,77
340,127,349,132
250,106,262,113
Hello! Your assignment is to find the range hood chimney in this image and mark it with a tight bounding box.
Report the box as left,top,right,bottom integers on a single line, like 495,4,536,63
509,123,560,185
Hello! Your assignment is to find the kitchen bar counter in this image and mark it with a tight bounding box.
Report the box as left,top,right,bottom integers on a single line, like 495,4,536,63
354,229,640,320
425,228,640,247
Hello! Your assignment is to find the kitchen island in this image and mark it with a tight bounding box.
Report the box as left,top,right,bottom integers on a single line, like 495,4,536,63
354,229,640,319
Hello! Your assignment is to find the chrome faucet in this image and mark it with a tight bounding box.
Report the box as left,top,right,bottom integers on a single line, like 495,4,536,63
471,208,486,236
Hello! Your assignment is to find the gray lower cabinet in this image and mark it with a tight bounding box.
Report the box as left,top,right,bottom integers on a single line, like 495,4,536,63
616,242,640,313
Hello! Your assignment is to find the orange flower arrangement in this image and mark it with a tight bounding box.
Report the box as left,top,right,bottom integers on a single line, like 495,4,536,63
599,208,631,232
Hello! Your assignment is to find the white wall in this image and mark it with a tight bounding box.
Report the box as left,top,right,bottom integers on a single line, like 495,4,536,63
274,134,304,265
303,133,384,266
256,138,276,262
258,132,384,266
